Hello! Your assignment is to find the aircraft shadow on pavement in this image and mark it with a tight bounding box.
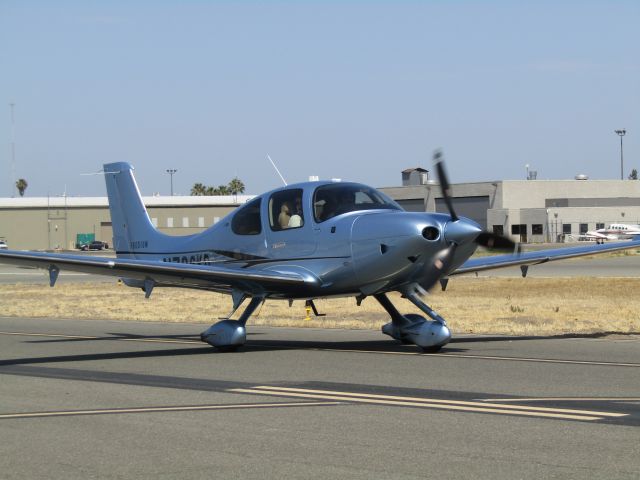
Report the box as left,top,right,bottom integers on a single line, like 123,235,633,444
2,338,466,367
24,331,267,344
449,332,619,343
6,331,624,367
24,333,203,344
0,346,216,367
22,331,465,354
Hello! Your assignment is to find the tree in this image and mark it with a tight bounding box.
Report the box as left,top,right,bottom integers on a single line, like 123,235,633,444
190,178,245,196
228,177,245,195
190,183,207,196
213,185,230,195
228,177,245,201
16,178,28,197
629,169,638,180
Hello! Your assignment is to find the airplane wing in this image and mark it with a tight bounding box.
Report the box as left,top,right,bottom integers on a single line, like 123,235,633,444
453,239,640,275
0,250,319,294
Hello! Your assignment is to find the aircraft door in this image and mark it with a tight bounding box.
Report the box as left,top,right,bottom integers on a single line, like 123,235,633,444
264,188,317,258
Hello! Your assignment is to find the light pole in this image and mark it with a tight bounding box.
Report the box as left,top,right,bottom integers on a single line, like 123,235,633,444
10,103,16,197
166,169,177,196
615,129,626,180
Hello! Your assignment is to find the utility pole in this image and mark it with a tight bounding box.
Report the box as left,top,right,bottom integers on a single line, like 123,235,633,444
166,169,177,196
10,103,16,197
615,129,626,180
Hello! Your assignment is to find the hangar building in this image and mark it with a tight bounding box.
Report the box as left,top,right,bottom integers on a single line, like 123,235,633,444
0,195,252,251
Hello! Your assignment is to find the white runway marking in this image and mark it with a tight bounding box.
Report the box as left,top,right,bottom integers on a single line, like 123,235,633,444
230,386,628,421
0,401,341,420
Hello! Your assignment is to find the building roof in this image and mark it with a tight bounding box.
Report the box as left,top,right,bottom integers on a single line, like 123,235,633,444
0,195,255,208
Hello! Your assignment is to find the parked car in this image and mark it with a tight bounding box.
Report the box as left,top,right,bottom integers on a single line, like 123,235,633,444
80,240,109,251
0,240,7,250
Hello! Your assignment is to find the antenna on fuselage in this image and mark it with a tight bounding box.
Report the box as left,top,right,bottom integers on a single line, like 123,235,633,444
267,154,288,186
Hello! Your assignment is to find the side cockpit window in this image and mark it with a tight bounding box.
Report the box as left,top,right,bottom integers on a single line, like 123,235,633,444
269,189,304,231
313,184,401,223
231,198,262,235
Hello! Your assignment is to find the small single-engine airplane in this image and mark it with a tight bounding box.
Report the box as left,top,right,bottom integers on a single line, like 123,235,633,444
583,224,640,244
1,152,639,352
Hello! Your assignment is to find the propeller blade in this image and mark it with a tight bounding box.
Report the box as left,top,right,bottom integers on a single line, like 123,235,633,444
419,242,458,292
433,150,458,222
475,232,517,251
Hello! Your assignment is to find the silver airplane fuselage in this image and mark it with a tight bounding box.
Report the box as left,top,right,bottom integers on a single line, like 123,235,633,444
115,181,481,301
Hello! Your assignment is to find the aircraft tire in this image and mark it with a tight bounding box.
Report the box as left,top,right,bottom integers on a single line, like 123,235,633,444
420,345,443,354
215,345,240,353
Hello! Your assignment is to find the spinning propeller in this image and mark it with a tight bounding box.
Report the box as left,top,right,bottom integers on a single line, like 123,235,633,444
418,151,517,292
433,150,516,252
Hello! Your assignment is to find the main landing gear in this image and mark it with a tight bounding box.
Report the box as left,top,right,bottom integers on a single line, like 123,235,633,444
375,291,451,352
200,295,264,350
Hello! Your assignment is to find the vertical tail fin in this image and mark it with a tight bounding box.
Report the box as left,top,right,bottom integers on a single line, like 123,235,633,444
103,162,163,258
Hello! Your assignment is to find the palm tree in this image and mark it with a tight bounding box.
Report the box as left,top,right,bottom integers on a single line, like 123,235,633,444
228,177,245,201
213,185,230,195
16,178,28,197
190,183,207,196
190,177,245,197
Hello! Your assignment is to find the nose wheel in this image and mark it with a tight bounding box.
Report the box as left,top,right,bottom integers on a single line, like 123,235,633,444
375,292,451,352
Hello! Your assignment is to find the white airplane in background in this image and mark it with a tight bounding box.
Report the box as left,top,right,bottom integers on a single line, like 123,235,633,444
584,224,640,244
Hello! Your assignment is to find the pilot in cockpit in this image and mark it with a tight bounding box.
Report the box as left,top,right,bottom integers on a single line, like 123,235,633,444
278,202,292,229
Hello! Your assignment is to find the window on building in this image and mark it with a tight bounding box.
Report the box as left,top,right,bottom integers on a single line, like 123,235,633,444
213,217,220,224
151,218,158,227
231,198,262,235
579,223,588,234
532,224,543,235
167,217,173,228
182,217,189,228
596,222,604,230
198,217,205,228
492,225,504,236
562,223,572,234
511,224,525,235
269,189,304,231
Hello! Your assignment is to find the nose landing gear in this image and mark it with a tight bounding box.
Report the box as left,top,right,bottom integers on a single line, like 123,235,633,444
200,295,265,350
375,291,451,352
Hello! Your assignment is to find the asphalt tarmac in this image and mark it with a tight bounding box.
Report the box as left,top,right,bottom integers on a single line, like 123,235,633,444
1,316,638,479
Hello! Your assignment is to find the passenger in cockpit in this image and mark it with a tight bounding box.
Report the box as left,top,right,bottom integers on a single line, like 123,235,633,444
288,196,304,228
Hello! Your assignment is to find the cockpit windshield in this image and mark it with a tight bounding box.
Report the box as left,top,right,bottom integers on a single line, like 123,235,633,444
313,183,402,223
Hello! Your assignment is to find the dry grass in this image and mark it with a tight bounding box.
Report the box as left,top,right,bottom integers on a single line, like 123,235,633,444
1,277,640,336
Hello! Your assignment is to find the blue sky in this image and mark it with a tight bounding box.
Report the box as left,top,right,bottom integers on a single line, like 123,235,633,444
1,1,638,197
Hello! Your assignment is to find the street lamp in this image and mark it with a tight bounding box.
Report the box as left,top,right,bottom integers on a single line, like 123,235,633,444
615,129,626,180
166,169,177,196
